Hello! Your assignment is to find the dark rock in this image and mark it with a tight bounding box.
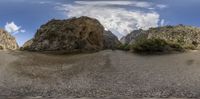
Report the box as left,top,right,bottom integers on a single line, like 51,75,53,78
103,31,121,49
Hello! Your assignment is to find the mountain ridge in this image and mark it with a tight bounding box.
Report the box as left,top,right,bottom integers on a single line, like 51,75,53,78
120,25,200,52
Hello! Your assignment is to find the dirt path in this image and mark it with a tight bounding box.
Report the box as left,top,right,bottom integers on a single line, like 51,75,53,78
1,50,200,98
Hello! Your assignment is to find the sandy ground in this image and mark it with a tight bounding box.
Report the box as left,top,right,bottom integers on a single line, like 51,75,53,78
0,50,200,98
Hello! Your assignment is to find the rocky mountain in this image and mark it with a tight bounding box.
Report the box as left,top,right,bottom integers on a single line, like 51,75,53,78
23,16,120,52
120,29,145,45
0,29,19,50
25,16,105,52
20,39,33,50
122,25,200,50
103,31,121,49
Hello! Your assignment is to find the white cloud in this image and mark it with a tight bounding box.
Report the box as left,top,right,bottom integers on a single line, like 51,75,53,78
5,22,21,33
20,29,26,33
75,1,134,5
56,1,166,38
39,1,49,4
37,1,53,5
160,19,165,26
5,21,25,35
157,4,167,9
75,1,153,8
75,1,167,9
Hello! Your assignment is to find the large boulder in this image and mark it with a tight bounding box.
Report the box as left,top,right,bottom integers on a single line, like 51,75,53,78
26,16,105,52
0,29,19,50
103,31,121,49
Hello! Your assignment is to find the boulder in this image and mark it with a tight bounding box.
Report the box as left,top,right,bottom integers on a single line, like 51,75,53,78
0,29,19,50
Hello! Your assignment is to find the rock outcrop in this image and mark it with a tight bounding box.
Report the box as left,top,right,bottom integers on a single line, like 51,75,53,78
26,16,105,52
103,31,121,49
122,25,200,50
120,29,145,45
20,39,33,50
0,29,19,50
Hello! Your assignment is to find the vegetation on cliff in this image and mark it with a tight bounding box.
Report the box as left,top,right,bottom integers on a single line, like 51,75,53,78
120,25,200,53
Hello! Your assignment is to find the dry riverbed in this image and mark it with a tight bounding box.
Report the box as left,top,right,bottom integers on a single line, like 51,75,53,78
0,50,200,98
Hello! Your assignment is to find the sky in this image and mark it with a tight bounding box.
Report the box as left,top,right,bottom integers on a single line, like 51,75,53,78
0,0,200,46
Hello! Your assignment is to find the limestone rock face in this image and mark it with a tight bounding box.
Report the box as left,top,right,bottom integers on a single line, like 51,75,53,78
0,29,19,50
122,25,200,49
103,31,121,49
27,16,105,52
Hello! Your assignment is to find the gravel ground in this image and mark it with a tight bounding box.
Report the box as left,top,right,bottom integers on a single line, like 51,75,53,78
1,50,200,98
0,96,190,99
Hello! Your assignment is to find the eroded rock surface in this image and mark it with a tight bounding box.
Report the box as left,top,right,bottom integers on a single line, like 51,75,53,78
26,16,105,52
0,29,18,50
103,31,121,49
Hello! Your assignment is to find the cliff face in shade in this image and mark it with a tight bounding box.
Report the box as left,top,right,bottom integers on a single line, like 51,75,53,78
0,29,19,50
26,16,105,52
103,31,121,49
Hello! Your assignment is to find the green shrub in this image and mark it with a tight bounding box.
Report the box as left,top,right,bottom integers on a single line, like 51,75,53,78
0,45,4,50
117,44,130,51
131,38,184,53
183,45,196,50
192,41,198,47
132,38,170,52
168,43,183,51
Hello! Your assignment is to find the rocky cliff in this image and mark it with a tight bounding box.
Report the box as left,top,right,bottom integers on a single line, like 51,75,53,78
0,29,19,50
103,31,121,49
20,39,33,50
26,16,105,52
23,16,121,52
120,29,145,45
122,25,200,50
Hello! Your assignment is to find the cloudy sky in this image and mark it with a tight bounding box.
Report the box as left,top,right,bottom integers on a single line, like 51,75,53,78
0,0,200,46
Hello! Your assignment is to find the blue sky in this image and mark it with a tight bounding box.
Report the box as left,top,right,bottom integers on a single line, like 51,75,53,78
0,0,200,46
